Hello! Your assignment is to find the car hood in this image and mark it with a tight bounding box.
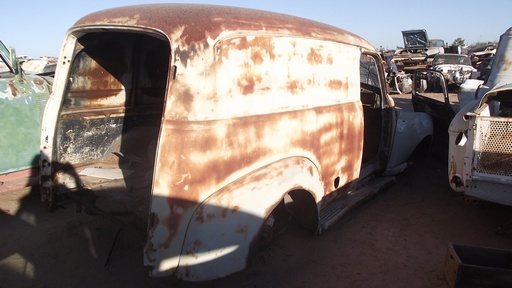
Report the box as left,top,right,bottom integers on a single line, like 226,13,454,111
434,64,475,71
402,30,429,49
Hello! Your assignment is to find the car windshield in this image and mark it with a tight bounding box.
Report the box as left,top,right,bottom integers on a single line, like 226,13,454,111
432,54,471,66
429,40,444,47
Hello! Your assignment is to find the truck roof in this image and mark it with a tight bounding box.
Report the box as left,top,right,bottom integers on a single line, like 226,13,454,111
72,4,375,51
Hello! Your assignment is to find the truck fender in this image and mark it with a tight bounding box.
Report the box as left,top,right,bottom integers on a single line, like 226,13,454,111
176,156,324,281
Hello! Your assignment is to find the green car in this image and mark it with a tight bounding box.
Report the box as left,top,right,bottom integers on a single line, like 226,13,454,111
0,40,52,193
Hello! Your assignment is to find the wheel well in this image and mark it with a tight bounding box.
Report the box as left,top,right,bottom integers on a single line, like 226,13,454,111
249,189,318,260
285,189,319,233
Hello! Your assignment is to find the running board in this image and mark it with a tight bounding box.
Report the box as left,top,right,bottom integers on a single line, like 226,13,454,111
319,176,396,234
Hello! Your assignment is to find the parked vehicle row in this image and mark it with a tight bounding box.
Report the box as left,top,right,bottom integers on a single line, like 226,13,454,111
384,29,495,95
392,29,463,74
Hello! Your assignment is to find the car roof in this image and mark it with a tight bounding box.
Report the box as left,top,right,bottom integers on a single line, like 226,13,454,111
72,4,375,51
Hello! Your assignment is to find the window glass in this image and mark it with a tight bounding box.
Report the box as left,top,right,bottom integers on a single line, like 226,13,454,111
360,54,381,88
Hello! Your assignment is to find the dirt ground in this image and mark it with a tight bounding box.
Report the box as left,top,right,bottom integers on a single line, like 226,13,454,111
1,94,512,288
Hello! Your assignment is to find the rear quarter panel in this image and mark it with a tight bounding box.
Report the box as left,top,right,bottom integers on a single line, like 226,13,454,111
145,35,365,278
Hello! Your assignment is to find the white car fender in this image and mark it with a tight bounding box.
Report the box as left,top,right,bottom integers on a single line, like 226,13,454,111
448,99,480,192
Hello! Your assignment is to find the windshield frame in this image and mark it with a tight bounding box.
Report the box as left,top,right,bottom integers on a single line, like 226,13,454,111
0,40,13,74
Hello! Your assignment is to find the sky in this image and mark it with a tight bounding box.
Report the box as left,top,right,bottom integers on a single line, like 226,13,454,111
4,0,511,58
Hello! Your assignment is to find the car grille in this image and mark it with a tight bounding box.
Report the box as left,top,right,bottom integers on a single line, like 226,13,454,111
473,116,512,177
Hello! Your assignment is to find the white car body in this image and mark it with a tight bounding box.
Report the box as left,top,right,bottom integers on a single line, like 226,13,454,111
448,27,512,205
431,54,477,86
412,26,512,206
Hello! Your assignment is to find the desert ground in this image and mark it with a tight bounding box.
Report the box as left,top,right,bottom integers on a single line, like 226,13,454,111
1,94,511,288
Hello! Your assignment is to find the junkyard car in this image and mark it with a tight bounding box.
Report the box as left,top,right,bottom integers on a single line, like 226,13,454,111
431,53,478,86
0,40,52,193
393,29,462,74
468,44,496,68
477,56,493,81
21,57,57,77
393,29,445,73
40,4,433,281
412,27,512,206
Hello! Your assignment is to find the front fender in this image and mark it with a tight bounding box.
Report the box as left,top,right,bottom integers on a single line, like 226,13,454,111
385,110,433,175
448,100,479,192
176,157,324,281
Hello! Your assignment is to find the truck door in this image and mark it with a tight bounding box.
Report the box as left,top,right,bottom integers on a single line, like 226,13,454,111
411,68,457,145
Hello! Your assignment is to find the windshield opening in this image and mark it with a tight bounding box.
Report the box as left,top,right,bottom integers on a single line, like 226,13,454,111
433,55,471,66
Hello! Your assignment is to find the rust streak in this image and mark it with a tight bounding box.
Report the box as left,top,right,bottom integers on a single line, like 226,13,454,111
8,83,18,97
328,79,343,90
286,80,303,95
307,48,324,65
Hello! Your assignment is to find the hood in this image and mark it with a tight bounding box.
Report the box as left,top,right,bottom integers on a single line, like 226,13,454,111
402,29,429,49
474,27,512,100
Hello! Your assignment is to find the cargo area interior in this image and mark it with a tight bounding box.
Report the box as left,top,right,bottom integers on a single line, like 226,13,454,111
53,31,170,224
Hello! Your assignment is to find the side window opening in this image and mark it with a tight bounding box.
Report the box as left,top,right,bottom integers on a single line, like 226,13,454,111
360,54,381,89
359,53,383,166
64,33,169,109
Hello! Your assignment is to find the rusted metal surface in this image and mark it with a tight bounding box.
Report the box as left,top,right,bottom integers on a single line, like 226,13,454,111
40,4,432,281
148,103,363,278
73,4,374,52
147,33,365,278
175,157,324,280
